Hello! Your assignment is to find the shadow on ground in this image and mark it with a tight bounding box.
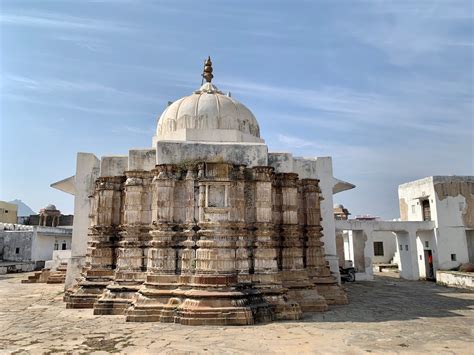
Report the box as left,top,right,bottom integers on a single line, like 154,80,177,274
304,275,474,323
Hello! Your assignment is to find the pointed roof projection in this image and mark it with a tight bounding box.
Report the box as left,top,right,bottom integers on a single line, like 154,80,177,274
51,175,76,195
333,178,356,194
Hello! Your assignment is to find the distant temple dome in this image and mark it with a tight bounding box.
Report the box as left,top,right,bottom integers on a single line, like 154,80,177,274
44,204,57,211
154,57,264,145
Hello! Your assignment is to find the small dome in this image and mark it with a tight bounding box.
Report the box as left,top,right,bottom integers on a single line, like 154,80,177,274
44,204,57,211
154,58,263,145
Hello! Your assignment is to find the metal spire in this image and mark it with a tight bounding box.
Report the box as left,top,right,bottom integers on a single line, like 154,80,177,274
202,56,214,83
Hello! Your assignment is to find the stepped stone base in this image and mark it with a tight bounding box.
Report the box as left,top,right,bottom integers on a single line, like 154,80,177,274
94,284,143,315
126,274,276,326
22,262,68,284
65,270,114,309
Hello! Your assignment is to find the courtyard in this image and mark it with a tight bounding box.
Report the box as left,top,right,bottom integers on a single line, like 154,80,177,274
0,273,472,354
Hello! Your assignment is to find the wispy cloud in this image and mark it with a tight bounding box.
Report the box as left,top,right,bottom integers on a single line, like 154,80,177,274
53,34,108,52
0,11,133,32
221,77,471,137
4,74,160,103
4,94,152,116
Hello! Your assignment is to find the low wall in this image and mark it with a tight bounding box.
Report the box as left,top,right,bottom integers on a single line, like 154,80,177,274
436,271,474,290
44,250,71,270
0,262,37,275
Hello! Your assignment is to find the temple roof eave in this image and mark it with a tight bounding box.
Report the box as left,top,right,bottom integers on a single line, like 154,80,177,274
51,175,76,196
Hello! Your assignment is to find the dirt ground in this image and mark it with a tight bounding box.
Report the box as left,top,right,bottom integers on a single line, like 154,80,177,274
0,272,473,354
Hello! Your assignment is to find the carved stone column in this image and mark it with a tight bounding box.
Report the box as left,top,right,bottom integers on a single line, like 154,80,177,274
302,178,348,305
127,164,181,322
94,170,153,315
66,176,124,309
274,174,328,312
250,167,301,321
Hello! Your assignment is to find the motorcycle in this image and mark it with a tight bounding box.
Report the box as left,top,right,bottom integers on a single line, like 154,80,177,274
339,266,356,282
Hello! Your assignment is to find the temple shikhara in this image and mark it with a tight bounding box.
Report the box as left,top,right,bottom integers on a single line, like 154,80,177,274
55,58,353,325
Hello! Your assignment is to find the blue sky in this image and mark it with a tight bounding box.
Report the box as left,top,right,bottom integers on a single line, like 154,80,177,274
1,0,473,218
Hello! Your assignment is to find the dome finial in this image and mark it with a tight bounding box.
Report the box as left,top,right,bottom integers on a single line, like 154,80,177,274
202,56,214,83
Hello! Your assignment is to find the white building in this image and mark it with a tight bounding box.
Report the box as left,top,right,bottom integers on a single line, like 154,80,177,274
0,222,72,271
336,176,473,281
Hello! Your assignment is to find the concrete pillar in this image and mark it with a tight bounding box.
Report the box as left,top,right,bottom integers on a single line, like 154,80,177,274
395,228,420,280
64,153,100,290
313,157,339,276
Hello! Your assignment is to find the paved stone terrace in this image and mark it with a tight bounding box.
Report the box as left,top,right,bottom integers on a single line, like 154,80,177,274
0,273,473,354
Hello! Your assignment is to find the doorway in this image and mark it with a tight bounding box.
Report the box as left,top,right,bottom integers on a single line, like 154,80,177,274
424,249,434,280
422,200,431,221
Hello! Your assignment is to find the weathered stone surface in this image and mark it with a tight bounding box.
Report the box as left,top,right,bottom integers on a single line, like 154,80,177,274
66,161,346,324
157,141,268,167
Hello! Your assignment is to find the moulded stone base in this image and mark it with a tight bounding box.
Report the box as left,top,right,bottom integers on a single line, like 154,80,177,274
279,270,328,312
65,273,114,309
126,273,275,325
315,283,349,305
248,273,302,320
93,284,143,315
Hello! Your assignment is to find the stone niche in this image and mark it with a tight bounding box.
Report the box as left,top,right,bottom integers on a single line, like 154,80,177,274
65,161,347,325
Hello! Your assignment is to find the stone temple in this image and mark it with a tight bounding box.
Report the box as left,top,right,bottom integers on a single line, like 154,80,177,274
56,58,353,325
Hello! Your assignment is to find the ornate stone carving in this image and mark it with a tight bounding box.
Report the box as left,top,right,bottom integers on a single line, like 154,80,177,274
69,162,347,324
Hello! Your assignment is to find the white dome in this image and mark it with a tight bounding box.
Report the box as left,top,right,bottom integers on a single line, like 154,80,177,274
154,82,263,144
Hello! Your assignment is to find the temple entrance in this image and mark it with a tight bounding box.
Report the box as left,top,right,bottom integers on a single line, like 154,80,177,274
424,249,434,280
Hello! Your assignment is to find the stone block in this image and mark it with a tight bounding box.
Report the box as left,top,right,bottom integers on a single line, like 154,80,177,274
100,156,128,177
128,149,156,171
157,141,268,167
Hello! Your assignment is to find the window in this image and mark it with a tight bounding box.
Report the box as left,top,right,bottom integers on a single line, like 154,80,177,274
62,242,67,250
54,242,59,251
451,254,457,261
411,205,416,213
5,210,8,213
399,244,403,251
15,247,20,254
405,245,409,251
425,241,429,248
374,242,384,256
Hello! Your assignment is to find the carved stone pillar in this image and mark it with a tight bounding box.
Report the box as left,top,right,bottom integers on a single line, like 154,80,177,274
126,164,181,322
302,178,348,305
94,170,153,315
280,173,304,270
66,176,124,309
273,174,327,312
250,167,302,321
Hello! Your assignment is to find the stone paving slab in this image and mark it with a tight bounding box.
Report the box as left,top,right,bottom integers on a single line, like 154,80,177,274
0,272,473,354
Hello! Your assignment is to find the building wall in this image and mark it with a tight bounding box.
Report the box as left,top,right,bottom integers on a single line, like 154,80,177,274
415,230,437,279
372,231,397,264
31,233,72,261
0,231,34,261
398,178,437,223
0,201,18,224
